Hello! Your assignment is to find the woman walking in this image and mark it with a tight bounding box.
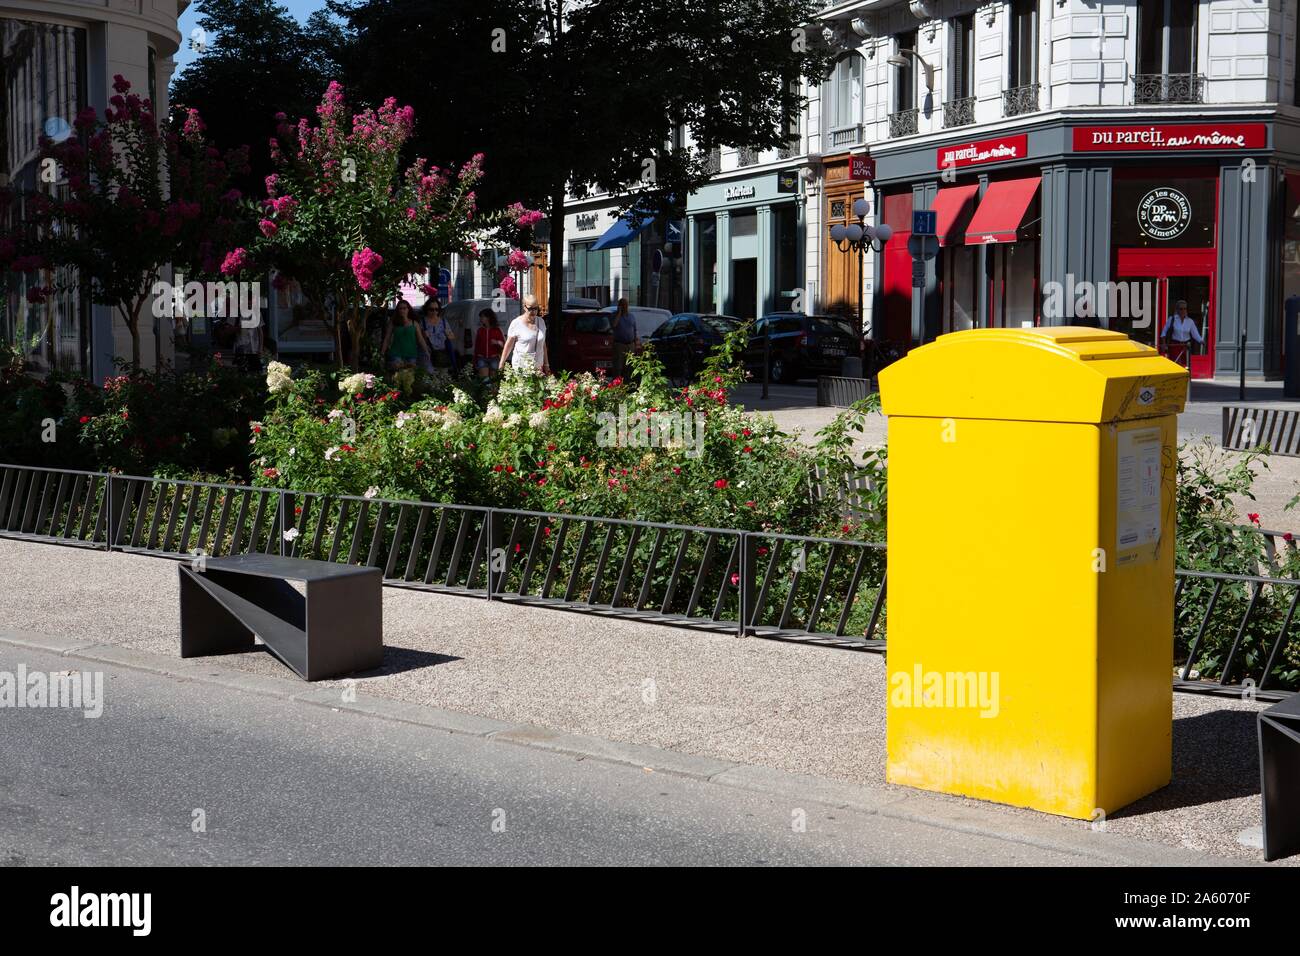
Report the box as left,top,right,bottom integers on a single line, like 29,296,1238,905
474,309,505,378
419,298,456,370
499,294,549,375
379,300,429,371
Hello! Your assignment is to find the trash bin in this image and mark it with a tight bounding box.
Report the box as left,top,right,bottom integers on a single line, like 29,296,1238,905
878,327,1188,818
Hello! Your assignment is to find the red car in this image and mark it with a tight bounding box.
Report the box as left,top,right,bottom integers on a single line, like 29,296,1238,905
550,309,613,375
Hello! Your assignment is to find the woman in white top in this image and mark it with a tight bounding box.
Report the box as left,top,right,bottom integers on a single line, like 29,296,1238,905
500,294,549,374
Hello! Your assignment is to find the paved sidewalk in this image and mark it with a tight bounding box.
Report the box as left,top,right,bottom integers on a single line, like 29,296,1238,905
0,537,1286,865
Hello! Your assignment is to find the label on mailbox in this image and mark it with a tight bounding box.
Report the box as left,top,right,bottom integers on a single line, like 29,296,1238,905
1116,427,1162,566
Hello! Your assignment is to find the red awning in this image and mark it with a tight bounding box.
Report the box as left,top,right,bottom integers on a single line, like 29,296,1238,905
931,184,980,247
964,176,1041,245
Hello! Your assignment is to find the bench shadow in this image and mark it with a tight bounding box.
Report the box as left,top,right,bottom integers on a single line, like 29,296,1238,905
221,642,460,677
358,644,462,677
1107,708,1259,819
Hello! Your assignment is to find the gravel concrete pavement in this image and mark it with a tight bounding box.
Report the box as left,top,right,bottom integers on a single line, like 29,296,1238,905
0,537,1287,865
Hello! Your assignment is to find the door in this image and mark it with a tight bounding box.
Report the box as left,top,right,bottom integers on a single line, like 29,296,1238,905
1116,247,1216,378
732,258,758,322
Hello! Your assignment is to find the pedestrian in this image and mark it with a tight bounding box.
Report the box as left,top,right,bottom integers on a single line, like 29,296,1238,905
474,309,505,378
419,298,455,371
1160,299,1202,368
500,294,549,375
610,297,640,378
380,300,430,371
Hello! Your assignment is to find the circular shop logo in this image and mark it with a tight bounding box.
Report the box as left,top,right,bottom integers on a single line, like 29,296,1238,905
1137,188,1191,241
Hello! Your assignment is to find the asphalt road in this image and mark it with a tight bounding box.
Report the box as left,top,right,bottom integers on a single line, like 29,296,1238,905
0,643,1137,867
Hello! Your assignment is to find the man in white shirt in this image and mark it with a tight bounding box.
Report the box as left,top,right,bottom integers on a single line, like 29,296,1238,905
1160,300,1202,367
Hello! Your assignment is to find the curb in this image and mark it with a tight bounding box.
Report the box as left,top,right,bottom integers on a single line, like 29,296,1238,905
0,628,1247,867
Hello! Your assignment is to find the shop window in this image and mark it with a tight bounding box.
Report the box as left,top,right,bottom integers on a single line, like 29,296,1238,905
571,240,609,303
1111,175,1216,249
731,210,757,237
774,204,799,312
697,214,718,313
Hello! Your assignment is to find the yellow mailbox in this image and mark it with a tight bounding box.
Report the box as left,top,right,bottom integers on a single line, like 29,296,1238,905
877,327,1187,819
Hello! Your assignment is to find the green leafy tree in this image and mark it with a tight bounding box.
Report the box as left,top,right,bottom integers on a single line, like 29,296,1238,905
2,76,250,369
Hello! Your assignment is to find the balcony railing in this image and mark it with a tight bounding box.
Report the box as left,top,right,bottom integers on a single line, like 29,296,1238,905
705,148,721,175
777,135,801,160
1002,83,1040,118
1133,73,1205,105
942,96,975,129
828,124,862,148
737,147,759,167
887,108,919,139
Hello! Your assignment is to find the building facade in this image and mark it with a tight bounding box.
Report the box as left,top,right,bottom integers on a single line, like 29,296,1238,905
1,0,186,380
814,0,1300,379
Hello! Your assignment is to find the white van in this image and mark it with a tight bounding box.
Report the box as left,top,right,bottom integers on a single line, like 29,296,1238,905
439,297,522,356
601,305,672,339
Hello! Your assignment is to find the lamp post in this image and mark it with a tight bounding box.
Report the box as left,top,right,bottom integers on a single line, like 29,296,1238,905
829,197,894,378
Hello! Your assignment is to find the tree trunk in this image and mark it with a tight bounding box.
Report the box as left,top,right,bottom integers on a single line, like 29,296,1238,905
547,185,566,370
121,305,141,371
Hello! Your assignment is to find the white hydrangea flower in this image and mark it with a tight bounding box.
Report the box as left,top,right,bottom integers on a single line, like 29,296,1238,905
339,372,374,394
503,413,521,429
283,527,300,542
327,408,344,420
441,408,462,429
484,402,505,425
325,446,340,461
363,486,379,499
452,387,472,407
266,361,293,394
395,411,415,429
528,410,548,429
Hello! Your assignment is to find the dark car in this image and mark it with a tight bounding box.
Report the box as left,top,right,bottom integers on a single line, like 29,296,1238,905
549,309,613,375
743,313,859,384
648,312,742,382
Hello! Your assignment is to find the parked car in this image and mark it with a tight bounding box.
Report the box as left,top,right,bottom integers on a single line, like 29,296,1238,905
743,313,859,384
648,313,742,382
549,308,613,374
600,304,673,340
441,297,521,360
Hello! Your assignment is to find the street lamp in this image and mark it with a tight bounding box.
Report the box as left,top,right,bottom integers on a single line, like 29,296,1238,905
829,197,894,376
886,48,936,93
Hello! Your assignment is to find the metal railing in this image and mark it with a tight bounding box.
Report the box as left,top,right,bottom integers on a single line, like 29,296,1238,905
1002,83,1040,117
2,462,1297,698
1134,72,1205,105
942,96,975,129
887,108,918,138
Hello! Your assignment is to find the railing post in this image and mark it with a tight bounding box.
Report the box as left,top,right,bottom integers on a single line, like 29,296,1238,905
105,473,113,552
279,490,287,557
485,507,494,601
738,531,751,638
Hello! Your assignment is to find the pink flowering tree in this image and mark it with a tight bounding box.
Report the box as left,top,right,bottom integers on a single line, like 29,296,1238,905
1,75,250,369
242,82,534,368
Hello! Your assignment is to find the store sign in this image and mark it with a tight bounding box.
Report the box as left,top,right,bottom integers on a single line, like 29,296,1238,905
936,134,1028,170
575,212,599,231
848,155,876,181
1072,123,1267,152
1136,187,1192,241
776,168,800,193
725,184,757,201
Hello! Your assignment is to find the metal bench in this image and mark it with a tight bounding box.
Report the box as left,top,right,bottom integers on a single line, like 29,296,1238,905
179,554,383,681
1259,692,1300,861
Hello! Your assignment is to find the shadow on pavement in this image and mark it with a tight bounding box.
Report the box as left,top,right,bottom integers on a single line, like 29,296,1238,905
1109,708,1259,819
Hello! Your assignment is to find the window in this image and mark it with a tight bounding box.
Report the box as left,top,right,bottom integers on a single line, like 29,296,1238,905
950,14,974,100
830,55,862,129
1138,0,1197,75
895,30,918,112
571,240,609,302
1007,0,1037,88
